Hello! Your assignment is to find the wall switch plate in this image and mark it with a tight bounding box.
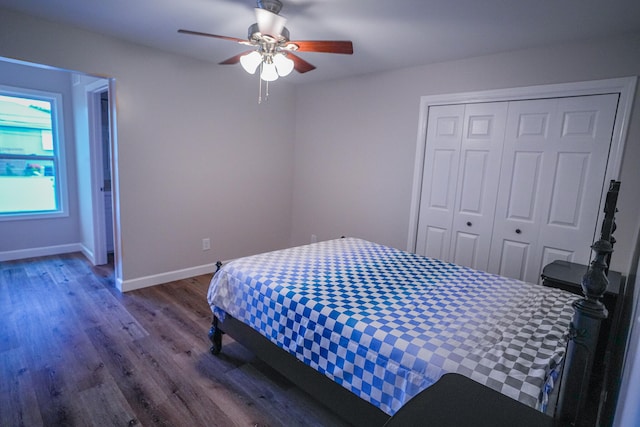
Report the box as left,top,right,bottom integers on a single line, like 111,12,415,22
202,238,211,251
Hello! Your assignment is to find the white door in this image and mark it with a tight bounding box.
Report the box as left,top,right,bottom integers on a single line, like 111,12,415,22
449,102,507,270
415,104,464,260
487,94,619,283
416,102,507,271
416,94,619,282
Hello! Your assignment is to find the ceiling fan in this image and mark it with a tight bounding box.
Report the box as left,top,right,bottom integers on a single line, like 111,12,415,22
178,0,353,82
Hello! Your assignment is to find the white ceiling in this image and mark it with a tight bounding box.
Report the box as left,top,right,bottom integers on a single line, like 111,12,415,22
1,0,639,84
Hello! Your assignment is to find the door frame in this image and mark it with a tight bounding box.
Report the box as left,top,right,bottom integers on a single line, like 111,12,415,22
86,79,117,270
86,80,108,265
407,77,637,258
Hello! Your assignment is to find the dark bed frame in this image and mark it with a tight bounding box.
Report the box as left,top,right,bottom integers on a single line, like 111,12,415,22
208,180,623,427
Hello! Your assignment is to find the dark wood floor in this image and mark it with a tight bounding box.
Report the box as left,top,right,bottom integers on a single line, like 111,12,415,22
0,253,350,426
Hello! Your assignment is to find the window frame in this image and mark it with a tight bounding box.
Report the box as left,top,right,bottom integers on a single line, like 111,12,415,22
0,84,68,221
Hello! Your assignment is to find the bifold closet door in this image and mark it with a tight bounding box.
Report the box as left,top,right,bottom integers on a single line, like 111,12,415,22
449,102,507,270
415,102,507,271
415,104,465,261
487,94,619,283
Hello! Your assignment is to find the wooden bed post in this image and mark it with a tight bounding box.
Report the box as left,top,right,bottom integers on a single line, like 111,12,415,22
556,181,620,426
209,316,223,355
209,261,224,355
600,181,620,274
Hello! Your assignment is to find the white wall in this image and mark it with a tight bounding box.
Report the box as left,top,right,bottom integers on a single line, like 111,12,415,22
0,9,296,289
615,310,640,425
291,33,640,277
613,230,640,426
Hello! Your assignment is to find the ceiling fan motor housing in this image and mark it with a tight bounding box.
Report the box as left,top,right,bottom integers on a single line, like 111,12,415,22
257,0,283,14
248,23,290,43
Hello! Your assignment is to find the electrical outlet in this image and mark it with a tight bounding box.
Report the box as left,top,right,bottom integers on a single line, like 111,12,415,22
311,234,318,243
202,238,211,251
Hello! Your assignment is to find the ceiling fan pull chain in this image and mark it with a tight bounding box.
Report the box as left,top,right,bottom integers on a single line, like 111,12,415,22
257,63,270,104
258,64,263,104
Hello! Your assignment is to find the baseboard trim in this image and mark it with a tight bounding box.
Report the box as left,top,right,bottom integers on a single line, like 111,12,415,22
80,244,97,265
119,261,220,292
1,246,222,294
0,243,83,262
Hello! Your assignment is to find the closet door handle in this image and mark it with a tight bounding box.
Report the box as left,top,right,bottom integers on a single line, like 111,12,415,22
466,221,472,227
515,228,522,234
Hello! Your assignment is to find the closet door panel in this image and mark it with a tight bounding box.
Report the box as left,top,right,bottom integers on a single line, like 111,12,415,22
452,231,479,268
450,102,507,271
536,94,619,274
547,152,590,227
541,246,574,270
458,150,491,213
495,239,530,280
488,98,557,282
421,226,449,259
489,94,619,283
415,105,465,259
507,151,542,221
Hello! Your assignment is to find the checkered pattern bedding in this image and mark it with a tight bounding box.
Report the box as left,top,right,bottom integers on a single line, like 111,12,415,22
207,238,578,416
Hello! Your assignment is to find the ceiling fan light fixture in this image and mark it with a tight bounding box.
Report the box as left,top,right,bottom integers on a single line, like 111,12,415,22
260,61,279,81
273,53,294,77
179,0,353,102
240,50,263,74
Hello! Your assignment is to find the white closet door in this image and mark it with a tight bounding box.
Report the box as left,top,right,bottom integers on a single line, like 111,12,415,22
488,94,619,283
415,104,464,260
487,98,554,282
536,94,619,275
449,102,507,270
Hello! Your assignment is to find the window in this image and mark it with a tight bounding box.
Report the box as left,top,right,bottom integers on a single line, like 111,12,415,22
0,86,67,220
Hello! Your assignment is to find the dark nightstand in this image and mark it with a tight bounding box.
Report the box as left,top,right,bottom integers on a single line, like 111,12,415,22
541,260,621,313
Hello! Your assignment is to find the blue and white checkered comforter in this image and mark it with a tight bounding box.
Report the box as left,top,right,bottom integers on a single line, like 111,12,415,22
207,238,577,416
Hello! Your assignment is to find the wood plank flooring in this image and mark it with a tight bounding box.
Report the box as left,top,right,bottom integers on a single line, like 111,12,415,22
0,253,350,426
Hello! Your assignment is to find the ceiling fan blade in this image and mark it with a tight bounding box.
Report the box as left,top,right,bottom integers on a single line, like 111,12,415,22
287,53,316,73
219,50,256,65
255,8,287,37
178,29,249,45
286,40,353,54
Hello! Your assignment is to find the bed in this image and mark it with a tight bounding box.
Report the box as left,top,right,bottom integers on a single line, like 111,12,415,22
207,237,588,425
205,182,620,427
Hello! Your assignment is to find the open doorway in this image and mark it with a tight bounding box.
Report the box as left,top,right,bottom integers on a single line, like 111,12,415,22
100,90,114,256
85,77,116,267
0,58,120,284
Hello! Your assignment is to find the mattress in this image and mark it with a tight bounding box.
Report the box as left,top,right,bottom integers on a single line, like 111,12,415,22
207,238,578,416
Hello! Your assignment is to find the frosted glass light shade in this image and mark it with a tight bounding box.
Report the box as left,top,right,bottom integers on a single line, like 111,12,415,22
273,53,294,77
260,61,279,81
240,51,262,74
